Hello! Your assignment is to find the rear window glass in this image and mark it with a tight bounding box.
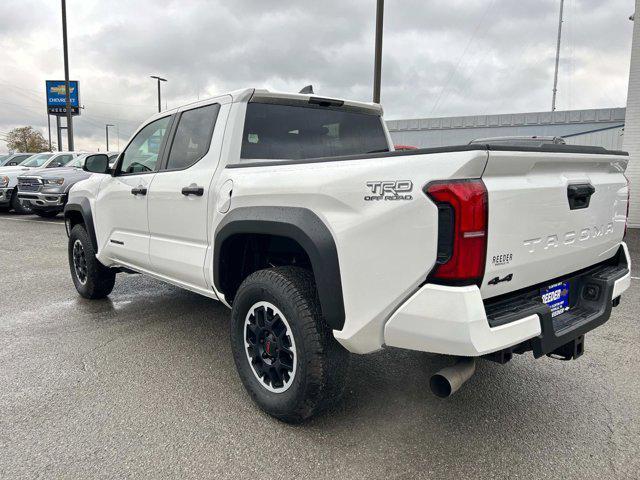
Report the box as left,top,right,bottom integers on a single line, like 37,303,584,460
241,103,389,161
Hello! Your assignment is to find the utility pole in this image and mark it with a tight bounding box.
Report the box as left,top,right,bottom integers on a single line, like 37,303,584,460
105,124,114,151
150,75,167,113
47,113,52,151
61,0,74,150
373,0,384,104
56,116,62,152
551,0,565,112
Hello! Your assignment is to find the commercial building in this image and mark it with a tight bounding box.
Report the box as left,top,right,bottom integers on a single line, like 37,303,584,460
386,107,626,151
387,106,633,226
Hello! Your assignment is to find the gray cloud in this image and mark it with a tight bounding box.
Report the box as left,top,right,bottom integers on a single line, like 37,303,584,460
0,0,634,152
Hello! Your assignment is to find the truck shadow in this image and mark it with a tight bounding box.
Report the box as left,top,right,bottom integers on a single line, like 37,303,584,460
76,273,615,435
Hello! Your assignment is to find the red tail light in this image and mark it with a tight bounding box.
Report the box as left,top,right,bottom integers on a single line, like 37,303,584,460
425,179,488,285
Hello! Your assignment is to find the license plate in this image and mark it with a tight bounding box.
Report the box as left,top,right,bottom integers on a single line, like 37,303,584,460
540,281,570,317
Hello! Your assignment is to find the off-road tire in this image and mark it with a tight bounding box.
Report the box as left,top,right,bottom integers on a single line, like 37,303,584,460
68,224,116,299
230,266,349,423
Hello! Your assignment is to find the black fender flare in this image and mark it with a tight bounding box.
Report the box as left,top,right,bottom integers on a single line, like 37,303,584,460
214,206,345,330
64,198,98,252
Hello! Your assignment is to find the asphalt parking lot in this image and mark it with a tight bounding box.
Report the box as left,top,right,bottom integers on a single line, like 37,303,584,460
0,213,638,480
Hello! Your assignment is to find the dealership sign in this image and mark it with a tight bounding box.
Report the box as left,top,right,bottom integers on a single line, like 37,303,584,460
45,80,80,116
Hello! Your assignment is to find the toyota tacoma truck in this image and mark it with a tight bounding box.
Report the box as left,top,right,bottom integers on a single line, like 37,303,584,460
64,88,632,422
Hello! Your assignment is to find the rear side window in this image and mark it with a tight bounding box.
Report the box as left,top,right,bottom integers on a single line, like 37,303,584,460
166,104,220,170
241,103,389,161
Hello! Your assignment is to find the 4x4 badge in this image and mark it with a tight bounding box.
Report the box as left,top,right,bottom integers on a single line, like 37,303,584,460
488,273,513,286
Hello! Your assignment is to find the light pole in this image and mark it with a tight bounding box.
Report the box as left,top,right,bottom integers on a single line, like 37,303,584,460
105,124,114,151
61,0,74,150
47,112,52,151
373,0,384,103
150,75,167,113
551,0,565,111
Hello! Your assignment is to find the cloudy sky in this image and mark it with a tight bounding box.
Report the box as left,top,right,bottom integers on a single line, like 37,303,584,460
0,0,635,152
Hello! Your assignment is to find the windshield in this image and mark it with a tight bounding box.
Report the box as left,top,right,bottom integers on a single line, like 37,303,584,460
65,156,86,168
240,103,389,161
3,154,32,166
20,153,53,167
0,155,8,165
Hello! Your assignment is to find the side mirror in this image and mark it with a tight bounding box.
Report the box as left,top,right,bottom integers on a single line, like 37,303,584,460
83,154,110,174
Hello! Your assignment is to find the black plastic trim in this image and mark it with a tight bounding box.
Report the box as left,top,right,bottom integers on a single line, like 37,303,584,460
248,95,380,116
214,207,345,330
64,198,98,252
484,247,629,357
226,143,628,169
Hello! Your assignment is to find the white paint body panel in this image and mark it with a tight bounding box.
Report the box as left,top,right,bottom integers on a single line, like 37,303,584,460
147,101,231,291
384,285,542,356
481,151,629,298
384,244,631,356
215,150,488,353
95,173,155,269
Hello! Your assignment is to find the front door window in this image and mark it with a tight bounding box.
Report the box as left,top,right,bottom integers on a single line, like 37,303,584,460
119,116,171,175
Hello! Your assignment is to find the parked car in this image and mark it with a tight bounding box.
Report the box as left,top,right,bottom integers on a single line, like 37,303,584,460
0,152,78,213
17,152,117,218
64,88,631,422
0,152,37,168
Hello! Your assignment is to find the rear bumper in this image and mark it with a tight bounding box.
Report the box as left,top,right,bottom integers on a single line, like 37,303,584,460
0,187,12,206
384,243,631,357
18,192,66,211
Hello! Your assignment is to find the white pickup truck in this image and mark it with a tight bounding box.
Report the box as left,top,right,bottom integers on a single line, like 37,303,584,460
65,88,631,422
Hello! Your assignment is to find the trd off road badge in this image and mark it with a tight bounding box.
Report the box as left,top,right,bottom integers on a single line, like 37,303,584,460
365,180,413,201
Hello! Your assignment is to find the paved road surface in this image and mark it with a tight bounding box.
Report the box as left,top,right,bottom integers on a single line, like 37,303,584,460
1,213,638,479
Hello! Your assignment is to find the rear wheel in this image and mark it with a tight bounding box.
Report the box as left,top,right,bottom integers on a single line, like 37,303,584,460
230,266,349,423
10,191,32,214
35,210,60,218
68,224,116,299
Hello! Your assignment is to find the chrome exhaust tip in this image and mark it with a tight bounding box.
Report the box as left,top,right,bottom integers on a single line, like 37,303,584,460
430,357,476,398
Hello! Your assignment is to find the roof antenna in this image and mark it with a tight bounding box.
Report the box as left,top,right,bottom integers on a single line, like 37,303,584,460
299,85,314,94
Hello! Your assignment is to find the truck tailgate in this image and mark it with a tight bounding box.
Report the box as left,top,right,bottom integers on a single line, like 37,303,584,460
481,150,629,299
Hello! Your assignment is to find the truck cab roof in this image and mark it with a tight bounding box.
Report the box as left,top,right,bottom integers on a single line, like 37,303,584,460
142,88,383,126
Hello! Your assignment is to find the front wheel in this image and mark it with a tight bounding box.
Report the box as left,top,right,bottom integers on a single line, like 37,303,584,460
68,224,116,299
230,266,349,423
10,191,32,214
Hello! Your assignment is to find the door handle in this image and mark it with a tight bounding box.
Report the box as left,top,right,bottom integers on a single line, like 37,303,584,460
567,183,595,210
181,184,204,196
131,186,147,196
